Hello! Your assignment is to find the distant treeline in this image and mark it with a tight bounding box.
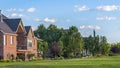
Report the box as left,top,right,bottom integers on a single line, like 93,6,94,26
34,24,120,59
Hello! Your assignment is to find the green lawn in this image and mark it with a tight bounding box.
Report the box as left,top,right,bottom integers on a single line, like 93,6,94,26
1,56,120,68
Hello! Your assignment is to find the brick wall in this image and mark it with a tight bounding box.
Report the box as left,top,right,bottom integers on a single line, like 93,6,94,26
3,34,17,60
33,38,37,57
27,29,37,57
17,33,26,46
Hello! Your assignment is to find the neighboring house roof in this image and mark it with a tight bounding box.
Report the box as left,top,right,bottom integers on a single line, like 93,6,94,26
3,18,21,32
25,26,31,36
0,14,34,36
0,22,14,33
25,26,31,34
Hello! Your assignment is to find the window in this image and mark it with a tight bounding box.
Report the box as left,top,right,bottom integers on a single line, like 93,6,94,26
10,36,13,44
28,40,32,47
3,35,6,45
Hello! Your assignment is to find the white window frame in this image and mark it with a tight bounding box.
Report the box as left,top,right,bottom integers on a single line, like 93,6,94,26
10,36,13,44
27,39,32,47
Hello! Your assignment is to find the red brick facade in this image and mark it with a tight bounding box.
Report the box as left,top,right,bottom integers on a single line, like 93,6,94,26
0,32,17,60
0,18,38,60
3,34,17,60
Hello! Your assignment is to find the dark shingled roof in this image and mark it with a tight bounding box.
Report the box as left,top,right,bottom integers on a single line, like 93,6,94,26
0,22,14,33
25,26,31,36
3,18,21,32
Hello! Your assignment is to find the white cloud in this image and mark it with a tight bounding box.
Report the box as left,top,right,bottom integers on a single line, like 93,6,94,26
6,7,36,12
32,26,37,31
66,19,71,23
96,5,120,11
96,16,116,21
44,18,56,23
6,8,24,12
74,5,89,12
6,8,16,12
7,13,25,18
88,25,101,30
87,25,94,29
80,25,101,30
34,18,41,22
95,26,101,30
80,25,85,29
18,8,24,12
27,7,36,12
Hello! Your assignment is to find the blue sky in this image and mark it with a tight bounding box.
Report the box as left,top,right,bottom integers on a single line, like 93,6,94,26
0,0,120,43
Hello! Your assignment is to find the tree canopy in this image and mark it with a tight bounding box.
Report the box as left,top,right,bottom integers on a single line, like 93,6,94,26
35,24,111,59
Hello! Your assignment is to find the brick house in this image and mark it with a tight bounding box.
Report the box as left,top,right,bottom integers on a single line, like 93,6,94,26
0,10,38,60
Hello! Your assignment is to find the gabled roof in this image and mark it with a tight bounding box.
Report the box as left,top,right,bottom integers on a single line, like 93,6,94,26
3,18,21,32
0,21,14,33
25,26,31,36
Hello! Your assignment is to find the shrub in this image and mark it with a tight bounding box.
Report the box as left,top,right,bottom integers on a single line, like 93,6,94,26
17,59,23,62
58,56,64,60
0,59,12,62
27,54,35,60
0,59,6,62
33,57,43,61
6,59,12,62
109,51,118,56
95,54,102,57
54,56,64,60
68,53,74,58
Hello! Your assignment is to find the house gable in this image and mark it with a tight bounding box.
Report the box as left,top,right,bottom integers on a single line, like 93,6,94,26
28,28,34,38
25,26,34,47
16,21,26,33
3,19,21,32
3,18,26,33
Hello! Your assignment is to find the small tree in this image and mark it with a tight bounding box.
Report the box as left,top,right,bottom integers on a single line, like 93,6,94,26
42,42,48,58
51,41,60,58
58,40,64,57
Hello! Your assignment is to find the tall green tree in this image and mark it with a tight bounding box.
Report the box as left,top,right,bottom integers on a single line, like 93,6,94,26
47,24,63,45
37,41,48,58
88,35,94,56
42,41,48,58
63,26,83,58
100,36,110,55
58,40,64,56
34,24,47,40
94,35,100,56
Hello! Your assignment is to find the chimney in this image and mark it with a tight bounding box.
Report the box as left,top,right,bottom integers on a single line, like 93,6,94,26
0,10,3,22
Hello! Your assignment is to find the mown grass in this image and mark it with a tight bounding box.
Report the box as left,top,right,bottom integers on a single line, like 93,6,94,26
0,56,120,68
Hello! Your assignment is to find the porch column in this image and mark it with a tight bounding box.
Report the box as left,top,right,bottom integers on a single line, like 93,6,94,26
25,52,28,61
